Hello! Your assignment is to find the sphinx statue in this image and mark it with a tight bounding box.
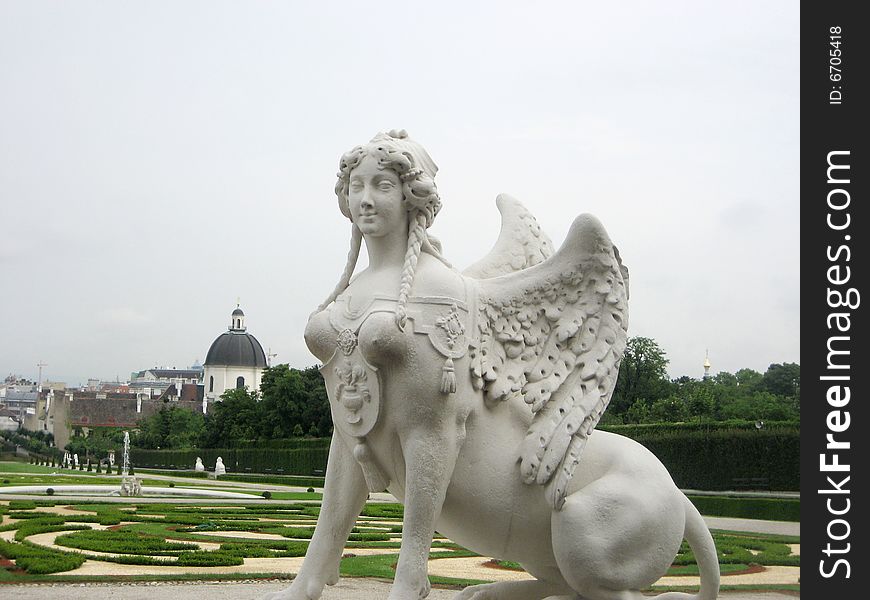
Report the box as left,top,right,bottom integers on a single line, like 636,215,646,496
266,130,720,600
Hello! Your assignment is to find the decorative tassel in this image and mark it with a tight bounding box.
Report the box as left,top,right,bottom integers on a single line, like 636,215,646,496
353,440,389,492
441,357,456,394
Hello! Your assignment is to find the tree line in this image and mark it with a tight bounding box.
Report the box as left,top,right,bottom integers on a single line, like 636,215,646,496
128,337,799,451
131,365,331,450
609,337,799,424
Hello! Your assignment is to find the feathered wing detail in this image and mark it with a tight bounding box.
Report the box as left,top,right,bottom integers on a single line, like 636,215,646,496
463,194,554,279
469,212,629,510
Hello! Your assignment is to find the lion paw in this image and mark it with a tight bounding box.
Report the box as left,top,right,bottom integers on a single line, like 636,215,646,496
261,579,323,600
454,583,500,600
387,578,431,600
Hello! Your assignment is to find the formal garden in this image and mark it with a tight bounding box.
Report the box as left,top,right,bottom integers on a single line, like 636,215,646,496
0,460,800,593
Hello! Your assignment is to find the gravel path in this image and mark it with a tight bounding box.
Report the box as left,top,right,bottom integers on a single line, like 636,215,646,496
0,579,800,599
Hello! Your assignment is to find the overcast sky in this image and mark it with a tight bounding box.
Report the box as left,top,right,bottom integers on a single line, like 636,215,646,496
0,1,799,386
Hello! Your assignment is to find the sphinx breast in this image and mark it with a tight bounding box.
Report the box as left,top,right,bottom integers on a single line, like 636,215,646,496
356,310,409,366
305,307,408,367
304,311,337,363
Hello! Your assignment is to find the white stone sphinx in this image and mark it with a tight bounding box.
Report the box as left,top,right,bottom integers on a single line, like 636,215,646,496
195,456,205,472
214,456,226,476
266,130,720,600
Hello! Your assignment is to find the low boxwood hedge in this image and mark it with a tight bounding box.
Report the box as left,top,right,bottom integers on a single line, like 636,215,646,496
0,539,86,574
687,495,799,522
55,530,200,555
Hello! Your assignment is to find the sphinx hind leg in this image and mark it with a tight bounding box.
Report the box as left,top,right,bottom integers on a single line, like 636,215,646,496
550,474,684,600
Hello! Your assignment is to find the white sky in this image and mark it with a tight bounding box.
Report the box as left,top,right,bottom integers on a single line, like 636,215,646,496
0,1,799,386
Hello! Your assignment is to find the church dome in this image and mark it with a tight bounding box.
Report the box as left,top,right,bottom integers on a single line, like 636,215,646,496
204,306,267,368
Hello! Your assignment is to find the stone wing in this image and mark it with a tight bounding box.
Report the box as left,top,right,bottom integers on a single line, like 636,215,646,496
463,194,554,279
469,213,629,510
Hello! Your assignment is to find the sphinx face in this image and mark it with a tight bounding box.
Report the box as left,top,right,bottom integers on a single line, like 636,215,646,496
347,154,408,238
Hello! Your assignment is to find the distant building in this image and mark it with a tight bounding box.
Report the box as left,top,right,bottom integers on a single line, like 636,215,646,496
202,305,267,413
0,390,38,423
0,407,19,432
100,382,130,394
40,381,67,392
24,387,203,450
1,375,34,402
129,365,203,394
2,374,34,388
13,306,267,448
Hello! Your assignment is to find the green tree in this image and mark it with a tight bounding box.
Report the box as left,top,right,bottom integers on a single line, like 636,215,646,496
133,406,205,449
735,368,763,389
624,398,650,424
648,396,689,422
611,336,673,415
64,428,126,462
669,377,717,421
259,364,307,438
719,390,797,422
298,365,332,437
199,388,261,448
259,364,332,440
713,371,738,387
686,383,715,422
761,362,800,400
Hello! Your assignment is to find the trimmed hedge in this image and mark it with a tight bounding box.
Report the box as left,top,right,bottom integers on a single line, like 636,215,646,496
599,420,798,437
55,530,200,555
143,470,210,479
0,539,86,574
130,446,328,476
687,495,800,522
175,551,244,567
633,428,799,491
215,474,326,488
674,534,799,566
130,422,798,491
224,438,331,450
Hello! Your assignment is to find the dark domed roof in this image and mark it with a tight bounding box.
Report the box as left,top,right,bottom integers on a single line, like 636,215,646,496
205,331,267,368
232,308,245,316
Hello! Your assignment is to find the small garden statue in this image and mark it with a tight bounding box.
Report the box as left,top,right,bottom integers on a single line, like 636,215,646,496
214,456,226,477
195,456,205,472
266,130,720,600
120,476,142,497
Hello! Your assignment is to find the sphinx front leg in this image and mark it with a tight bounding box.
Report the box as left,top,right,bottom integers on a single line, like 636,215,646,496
388,429,461,600
263,433,368,600
454,581,575,600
